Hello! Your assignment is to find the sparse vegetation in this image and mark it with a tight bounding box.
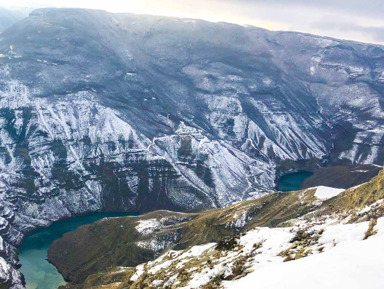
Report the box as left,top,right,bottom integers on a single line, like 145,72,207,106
290,229,313,243
279,228,322,261
364,218,378,240
201,276,223,289
227,256,248,280
215,236,239,251
49,169,384,289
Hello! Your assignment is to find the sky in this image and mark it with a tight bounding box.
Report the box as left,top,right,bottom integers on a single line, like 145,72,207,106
1,0,384,45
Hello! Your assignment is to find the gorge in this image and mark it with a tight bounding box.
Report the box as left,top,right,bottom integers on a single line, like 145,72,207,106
0,7,384,288
18,171,313,288
18,212,138,289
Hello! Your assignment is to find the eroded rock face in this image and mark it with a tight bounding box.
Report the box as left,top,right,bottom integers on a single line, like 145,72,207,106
0,8,384,288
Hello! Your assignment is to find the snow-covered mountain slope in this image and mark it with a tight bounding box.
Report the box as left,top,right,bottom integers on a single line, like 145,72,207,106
50,169,384,289
225,220,384,289
0,8,384,288
129,218,384,289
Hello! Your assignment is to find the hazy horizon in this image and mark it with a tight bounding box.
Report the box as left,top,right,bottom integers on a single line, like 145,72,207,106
1,0,384,45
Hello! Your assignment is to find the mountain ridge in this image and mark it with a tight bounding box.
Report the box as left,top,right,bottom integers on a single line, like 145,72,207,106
47,168,384,288
0,8,384,288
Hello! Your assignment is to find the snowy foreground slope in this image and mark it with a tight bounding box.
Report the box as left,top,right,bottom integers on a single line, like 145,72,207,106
226,220,384,289
131,217,384,289
1,7,384,288
47,170,384,288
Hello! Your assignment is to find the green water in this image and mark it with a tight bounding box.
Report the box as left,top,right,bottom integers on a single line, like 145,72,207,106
18,171,312,289
19,212,138,289
277,171,313,192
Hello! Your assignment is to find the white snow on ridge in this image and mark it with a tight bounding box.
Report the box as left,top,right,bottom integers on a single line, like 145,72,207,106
130,264,145,282
135,218,160,235
314,186,344,200
103,198,384,289
225,218,384,289
0,257,11,282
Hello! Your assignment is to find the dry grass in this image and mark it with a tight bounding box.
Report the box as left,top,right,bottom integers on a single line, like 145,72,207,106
364,218,378,240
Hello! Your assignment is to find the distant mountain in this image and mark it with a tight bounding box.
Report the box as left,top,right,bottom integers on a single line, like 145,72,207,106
0,7,29,32
0,8,384,288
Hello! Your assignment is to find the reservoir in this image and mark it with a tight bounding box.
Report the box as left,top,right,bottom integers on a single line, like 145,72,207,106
19,171,313,289
19,212,138,289
277,171,313,192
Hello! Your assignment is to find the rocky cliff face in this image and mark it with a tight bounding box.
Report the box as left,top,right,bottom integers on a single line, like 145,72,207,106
0,8,384,288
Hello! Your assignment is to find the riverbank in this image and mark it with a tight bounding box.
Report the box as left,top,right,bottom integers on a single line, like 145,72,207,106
19,212,138,289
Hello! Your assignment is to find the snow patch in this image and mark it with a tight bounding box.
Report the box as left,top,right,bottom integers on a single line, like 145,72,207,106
314,186,344,200
225,218,384,289
135,219,160,235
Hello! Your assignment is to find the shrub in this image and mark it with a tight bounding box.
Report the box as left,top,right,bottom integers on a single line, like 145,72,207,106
364,218,378,240
215,236,238,251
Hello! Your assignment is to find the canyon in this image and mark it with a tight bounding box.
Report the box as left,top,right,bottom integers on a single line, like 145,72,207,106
0,8,384,288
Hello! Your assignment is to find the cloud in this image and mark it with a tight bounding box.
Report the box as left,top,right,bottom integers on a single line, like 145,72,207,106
225,0,384,19
312,17,384,43
217,0,384,44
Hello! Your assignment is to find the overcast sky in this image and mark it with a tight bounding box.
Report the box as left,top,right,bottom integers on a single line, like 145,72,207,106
1,0,384,45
